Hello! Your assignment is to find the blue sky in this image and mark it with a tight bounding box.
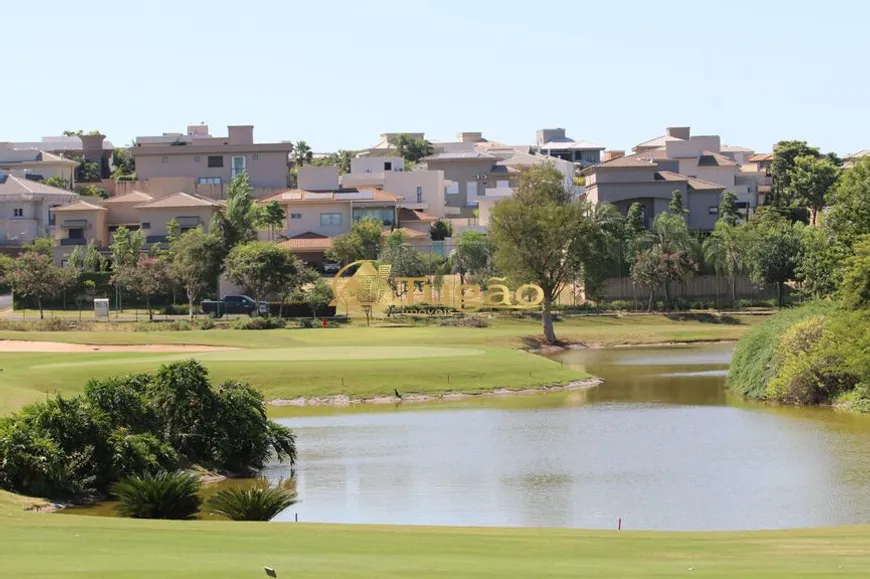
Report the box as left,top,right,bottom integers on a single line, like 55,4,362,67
4,0,868,154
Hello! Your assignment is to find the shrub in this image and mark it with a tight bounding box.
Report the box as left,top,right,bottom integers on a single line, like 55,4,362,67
232,317,286,330
159,304,190,316
133,320,192,332
438,316,489,328
297,318,315,329
112,471,202,520
196,318,216,330
207,483,297,521
0,360,296,501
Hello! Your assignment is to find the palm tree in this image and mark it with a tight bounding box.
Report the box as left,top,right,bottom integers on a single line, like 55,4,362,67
293,141,313,168
207,481,297,521
703,220,745,305
112,471,202,520
634,211,699,308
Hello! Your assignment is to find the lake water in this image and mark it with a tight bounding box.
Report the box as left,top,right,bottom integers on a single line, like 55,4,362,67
268,344,870,530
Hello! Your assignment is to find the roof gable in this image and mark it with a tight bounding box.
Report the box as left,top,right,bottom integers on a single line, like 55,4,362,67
135,192,223,209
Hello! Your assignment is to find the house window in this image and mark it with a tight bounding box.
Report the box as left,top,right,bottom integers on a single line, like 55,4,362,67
68,228,85,239
384,161,392,171
253,153,259,161
496,180,510,189
194,156,201,162
466,181,478,204
13,208,23,217
446,181,459,195
231,156,247,178
141,222,151,229
353,208,394,226
416,186,423,203
197,177,222,185
49,205,60,226
320,213,342,227
709,206,719,215
207,155,224,168
290,213,302,219
161,156,168,163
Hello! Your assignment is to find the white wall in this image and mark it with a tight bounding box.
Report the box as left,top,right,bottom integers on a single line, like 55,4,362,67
350,157,404,174
384,170,446,217
297,166,340,191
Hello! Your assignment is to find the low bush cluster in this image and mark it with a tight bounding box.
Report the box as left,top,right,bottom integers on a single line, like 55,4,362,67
232,317,286,330
438,316,489,328
0,360,296,501
0,318,93,332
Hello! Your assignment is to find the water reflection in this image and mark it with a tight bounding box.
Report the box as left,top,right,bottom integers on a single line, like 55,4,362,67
268,344,870,530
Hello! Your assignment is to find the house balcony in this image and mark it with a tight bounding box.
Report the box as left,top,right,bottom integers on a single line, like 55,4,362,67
60,237,88,246
400,202,429,211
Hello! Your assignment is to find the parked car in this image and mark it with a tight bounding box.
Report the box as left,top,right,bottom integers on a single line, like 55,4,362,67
200,295,267,318
322,263,341,274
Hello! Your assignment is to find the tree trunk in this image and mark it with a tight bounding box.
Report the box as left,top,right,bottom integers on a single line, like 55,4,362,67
778,281,784,308
663,281,670,310
187,288,195,321
38,296,44,320
731,276,737,306
648,289,654,313
147,296,153,321
542,290,557,344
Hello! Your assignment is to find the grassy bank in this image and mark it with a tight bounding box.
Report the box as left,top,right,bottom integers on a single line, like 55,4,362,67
0,493,868,578
0,315,759,415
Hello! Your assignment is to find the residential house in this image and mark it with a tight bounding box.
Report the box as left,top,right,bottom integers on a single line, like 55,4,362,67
535,128,604,167
341,157,446,217
131,124,293,189
51,190,223,258
582,155,725,231
0,170,77,246
5,134,114,178
357,132,426,157
0,147,79,184
737,153,773,207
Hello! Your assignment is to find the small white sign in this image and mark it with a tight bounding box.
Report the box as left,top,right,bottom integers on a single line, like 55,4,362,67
94,298,110,322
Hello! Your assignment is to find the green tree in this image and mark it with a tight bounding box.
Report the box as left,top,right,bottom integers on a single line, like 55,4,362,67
224,242,301,307
489,164,602,343
110,226,146,269
326,216,384,264
769,140,821,207
744,211,803,306
634,211,699,307
719,191,741,227
299,277,334,319
798,225,848,299
450,230,492,284
9,251,73,318
211,173,259,256
631,247,667,311
429,219,452,241
293,141,313,168
825,157,870,243
111,148,136,179
112,257,171,321
170,228,223,319
790,155,840,224
378,231,428,298
23,237,55,256
112,471,202,520
336,149,352,174
703,220,745,303
42,175,72,190
580,203,624,304
257,200,286,241
838,236,870,309
207,481,297,521
75,184,110,199
668,190,688,216
623,202,647,260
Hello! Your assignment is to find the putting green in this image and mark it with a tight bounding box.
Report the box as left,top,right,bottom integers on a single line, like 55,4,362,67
29,346,486,370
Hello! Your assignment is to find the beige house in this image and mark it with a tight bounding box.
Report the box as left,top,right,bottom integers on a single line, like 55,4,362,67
5,134,114,178
135,192,223,243
132,125,293,188
341,157,446,217
0,170,77,246
52,200,109,248
535,128,604,167
0,148,79,184
582,155,725,231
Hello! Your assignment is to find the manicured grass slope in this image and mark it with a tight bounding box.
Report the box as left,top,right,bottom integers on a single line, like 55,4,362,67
2,501,870,578
0,316,759,414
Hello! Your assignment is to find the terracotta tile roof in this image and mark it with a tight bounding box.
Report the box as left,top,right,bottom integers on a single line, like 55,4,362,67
582,155,657,175
279,232,333,252
104,190,154,204
748,153,773,162
0,171,78,198
398,207,437,223
52,199,107,212
654,171,688,182
698,151,738,167
260,188,401,205
135,192,223,209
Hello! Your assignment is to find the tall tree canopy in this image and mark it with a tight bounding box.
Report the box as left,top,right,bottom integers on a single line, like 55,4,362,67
211,173,259,257
223,242,302,306
789,155,840,224
326,217,384,264
489,164,602,343
170,228,223,319
769,140,821,207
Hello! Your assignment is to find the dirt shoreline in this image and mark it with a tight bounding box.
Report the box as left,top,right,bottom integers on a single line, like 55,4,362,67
529,338,737,354
269,378,604,407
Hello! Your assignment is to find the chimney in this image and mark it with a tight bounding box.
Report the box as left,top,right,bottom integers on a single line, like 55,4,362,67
603,150,625,162
228,125,254,145
666,126,690,140
456,132,483,143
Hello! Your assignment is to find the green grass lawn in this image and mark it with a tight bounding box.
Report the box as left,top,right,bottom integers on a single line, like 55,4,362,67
0,315,760,414
1,492,869,578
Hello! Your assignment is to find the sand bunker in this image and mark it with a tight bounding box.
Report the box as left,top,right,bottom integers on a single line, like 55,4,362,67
0,340,237,353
